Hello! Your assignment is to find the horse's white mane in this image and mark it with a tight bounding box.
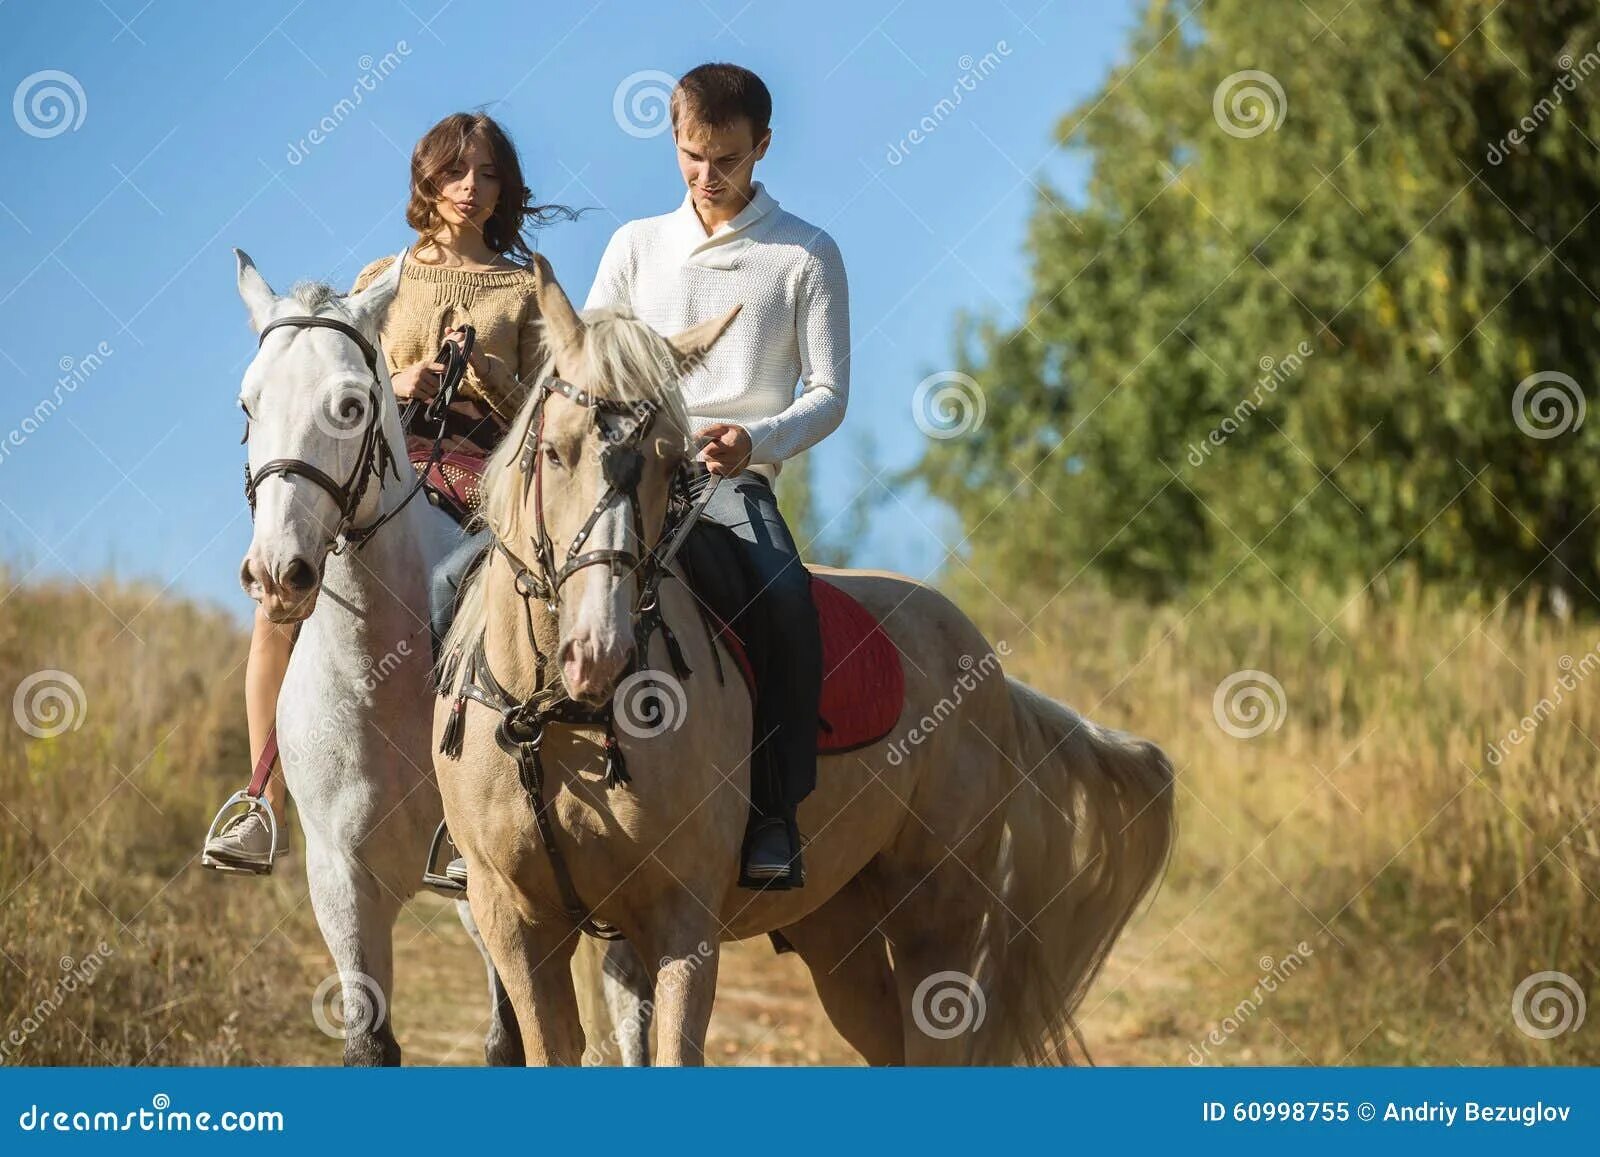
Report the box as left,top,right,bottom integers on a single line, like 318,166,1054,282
439,307,692,684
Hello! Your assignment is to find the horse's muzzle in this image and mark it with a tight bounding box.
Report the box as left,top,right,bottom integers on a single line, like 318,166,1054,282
240,550,322,622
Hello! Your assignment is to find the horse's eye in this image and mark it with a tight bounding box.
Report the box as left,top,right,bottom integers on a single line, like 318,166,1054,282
542,443,562,468
339,397,364,423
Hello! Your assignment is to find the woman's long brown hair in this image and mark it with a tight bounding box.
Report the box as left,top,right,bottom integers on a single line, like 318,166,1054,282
406,112,576,263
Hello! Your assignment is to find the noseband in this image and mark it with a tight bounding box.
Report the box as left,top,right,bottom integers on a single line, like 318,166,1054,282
242,314,399,553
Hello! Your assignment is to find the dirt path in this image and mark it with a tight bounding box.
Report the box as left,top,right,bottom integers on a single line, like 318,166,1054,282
386,894,860,1066
348,894,1212,1067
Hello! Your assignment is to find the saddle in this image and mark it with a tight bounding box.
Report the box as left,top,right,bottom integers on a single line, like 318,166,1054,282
675,519,904,752
407,439,485,525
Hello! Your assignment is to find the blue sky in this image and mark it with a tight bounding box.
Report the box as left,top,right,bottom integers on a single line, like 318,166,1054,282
0,0,1135,621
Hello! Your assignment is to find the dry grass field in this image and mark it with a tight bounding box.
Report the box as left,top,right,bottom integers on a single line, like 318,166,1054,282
3,568,1595,1065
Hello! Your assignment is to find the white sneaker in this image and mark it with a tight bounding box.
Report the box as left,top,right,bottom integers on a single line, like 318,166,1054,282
202,811,282,870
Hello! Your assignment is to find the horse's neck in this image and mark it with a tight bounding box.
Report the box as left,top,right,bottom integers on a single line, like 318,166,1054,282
481,551,562,697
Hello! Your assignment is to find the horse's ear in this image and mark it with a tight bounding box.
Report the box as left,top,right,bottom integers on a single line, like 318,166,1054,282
666,305,742,373
235,248,277,333
531,253,585,373
344,252,404,334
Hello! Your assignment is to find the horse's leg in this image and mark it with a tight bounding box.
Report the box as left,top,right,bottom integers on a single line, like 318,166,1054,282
878,867,1000,1066
455,898,524,1066
635,915,721,1067
304,841,403,1066
469,875,585,1066
776,874,904,1066
599,938,654,1066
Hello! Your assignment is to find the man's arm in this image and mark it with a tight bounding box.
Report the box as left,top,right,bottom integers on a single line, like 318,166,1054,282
583,223,634,312
742,235,851,465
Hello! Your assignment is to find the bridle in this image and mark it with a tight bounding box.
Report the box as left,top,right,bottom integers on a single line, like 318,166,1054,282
243,314,399,553
242,312,473,554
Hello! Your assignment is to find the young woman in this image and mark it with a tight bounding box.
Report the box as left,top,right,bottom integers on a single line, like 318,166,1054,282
204,111,574,876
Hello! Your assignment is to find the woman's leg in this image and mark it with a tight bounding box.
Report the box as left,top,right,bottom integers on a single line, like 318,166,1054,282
246,604,295,821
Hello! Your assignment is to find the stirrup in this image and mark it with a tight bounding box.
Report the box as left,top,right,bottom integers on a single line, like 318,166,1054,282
200,791,280,876
422,820,466,895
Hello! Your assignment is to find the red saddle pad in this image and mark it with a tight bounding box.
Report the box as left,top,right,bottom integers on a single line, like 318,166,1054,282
713,575,905,753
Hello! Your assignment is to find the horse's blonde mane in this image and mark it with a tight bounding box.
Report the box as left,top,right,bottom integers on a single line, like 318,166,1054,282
438,308,692,686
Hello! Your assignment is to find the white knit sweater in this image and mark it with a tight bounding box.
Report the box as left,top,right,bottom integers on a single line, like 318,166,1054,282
584,182,850,479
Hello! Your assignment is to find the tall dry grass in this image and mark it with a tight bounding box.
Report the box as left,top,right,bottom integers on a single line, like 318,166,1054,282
960,570,1600,1064
0,570,332,1065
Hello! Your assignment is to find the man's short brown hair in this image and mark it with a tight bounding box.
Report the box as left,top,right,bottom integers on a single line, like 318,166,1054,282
671,62,772,140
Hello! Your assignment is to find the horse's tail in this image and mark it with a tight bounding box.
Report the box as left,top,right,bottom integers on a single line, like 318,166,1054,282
986,676,1176,1064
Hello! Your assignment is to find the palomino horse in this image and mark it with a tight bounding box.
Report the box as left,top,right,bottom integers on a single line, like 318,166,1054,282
438,262,1177,1068
232,250,521,1065
436,258,1176,1065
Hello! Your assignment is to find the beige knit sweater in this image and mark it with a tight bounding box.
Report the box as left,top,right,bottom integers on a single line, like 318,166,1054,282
352,253,544,422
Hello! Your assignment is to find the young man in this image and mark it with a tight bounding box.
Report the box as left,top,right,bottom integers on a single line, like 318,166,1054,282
585,62,850,887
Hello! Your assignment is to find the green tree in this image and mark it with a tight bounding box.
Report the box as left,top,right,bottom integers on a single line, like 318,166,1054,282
916,0,1600,609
